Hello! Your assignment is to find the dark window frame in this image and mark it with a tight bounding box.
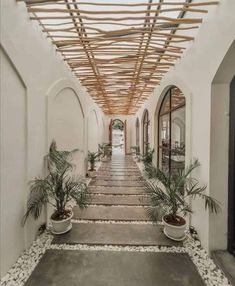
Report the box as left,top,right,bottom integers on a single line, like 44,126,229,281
157,86,186,172
142,110,150,154
228,76,235,255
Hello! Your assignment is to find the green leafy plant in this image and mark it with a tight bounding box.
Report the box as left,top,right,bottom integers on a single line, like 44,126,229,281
145,159,221,225
141,145,154,169
112,121,124,130
23,140,89,224
88,151,100,171
131,145,140,156
98,143,111,158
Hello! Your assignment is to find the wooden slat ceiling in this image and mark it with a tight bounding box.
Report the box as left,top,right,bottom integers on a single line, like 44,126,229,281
19,0,218,115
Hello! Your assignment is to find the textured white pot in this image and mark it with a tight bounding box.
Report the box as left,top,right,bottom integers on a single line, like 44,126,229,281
88,170,97,178
162,215,186,241
51,211,73,234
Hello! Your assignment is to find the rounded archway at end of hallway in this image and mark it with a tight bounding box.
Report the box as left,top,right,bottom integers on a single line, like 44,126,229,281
109,119,126,155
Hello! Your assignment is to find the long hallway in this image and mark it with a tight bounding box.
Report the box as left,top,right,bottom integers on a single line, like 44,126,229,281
24,156,205,286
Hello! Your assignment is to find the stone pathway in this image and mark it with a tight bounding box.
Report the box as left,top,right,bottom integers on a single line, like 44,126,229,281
1,155,231,286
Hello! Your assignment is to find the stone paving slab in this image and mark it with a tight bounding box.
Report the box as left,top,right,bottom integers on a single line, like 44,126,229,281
25,250,204,286
95,175,142,181
89,194,148,205
104,165,136,168
100,166,138,169
97,171,141,176
90,180,145,187
73,205,150,221
52,223,181,246
89,186,146,195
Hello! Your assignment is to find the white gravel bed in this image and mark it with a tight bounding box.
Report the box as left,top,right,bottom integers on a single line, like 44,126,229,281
0,231,53,286
71,219,157,225
90,193,148,197
86,204,145,208
50,243,186,253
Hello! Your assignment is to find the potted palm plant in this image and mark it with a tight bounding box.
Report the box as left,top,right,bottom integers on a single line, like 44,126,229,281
141,145,154,169
87,151,100,178
23,140,89,234
131,145,141,162
99,143,111,162
145,160,221,241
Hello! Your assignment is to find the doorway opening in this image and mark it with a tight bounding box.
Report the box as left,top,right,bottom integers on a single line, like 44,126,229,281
111,119,125,155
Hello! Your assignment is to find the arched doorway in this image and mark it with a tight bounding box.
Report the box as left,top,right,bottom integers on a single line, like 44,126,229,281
142,110,150,154
158,86,185,172
111,119,125,155
136,118,140,146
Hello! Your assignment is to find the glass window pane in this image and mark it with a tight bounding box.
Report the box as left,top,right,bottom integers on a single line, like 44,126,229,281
159,92,170,115
159,113,170,172
158,86,186,173
171,87,185,110
171,105,186,172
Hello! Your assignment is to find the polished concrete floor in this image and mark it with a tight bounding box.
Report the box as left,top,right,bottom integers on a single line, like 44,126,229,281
24,155,205,286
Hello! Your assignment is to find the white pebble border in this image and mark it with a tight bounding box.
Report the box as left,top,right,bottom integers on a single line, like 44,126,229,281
90,193,148,197
85,204,145,208
1,228,231,286
0,231,53,286
71,219,157,225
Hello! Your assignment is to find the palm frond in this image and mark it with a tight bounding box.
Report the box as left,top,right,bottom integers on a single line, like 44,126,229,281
144,159,221,220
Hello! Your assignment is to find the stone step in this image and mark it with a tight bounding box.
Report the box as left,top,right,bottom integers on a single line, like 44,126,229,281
52,223,181,247
89,194,149,206
73,205,150,221
104,164,136,167
90,180,145,187
89,186,145,195
95,176,142,181
25,251,204,286
97,172,141,176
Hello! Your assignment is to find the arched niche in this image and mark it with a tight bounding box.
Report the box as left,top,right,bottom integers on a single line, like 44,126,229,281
47,79,85,175
87,109,99,152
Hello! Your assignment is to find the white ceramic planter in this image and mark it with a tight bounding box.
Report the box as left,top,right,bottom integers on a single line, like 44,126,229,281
51,211,73,234
87,170,97,178
162,215,186,241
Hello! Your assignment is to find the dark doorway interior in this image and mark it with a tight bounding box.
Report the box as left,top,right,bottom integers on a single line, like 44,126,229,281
228,75,235,255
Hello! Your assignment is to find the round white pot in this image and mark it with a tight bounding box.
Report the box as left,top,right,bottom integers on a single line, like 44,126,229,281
88,170,97,178
162,215,186,241
51,211,73,234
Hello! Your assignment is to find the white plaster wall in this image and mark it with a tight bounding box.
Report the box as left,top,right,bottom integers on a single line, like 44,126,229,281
133,0,235,251
0,0,104,277
0,49,27,276
87,110,99,153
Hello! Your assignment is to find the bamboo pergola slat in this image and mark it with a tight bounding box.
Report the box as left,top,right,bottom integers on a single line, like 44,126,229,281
21,0,219,114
